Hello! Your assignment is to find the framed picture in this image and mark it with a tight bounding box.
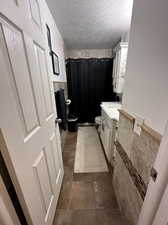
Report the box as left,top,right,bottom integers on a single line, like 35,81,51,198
51,51,60,75
46,24,52,50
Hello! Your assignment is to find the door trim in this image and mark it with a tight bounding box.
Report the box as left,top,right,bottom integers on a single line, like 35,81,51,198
0,129,33,225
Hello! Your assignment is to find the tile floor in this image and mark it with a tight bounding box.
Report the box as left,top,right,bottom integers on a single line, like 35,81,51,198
53,131,126,225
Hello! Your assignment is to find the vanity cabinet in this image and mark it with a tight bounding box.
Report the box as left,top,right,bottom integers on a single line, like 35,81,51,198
113,42,128,94
100,107,119,165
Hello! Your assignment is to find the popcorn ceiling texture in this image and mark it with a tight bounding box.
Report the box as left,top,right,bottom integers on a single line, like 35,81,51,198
46,0,133,49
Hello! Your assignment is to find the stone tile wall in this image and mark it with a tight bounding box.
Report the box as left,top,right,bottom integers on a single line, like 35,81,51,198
113,112,161,225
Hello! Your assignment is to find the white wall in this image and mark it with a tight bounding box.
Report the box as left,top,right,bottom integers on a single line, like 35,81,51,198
66,49,113,59
122,0,168,135
121,31,130,43
41,0,67,82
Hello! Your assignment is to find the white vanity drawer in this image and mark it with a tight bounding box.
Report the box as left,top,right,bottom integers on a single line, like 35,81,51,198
101,109,113,129
100,107,118,164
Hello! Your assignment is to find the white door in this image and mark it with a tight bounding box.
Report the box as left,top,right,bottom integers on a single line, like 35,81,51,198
0,1,64,225
0,175,21,225
137,122,168,225
152,181,168,225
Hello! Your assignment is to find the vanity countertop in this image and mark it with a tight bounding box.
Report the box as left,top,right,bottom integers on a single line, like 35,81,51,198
100,102,122,121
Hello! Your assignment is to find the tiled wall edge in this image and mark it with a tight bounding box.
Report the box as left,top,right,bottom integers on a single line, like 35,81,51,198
118,109,135,123
119,109,162,144
141,124,161,144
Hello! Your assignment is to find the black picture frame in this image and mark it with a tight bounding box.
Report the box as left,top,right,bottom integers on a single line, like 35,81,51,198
46,24,52,50
51,51,60,75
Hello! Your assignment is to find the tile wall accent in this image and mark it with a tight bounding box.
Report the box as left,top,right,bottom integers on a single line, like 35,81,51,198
113,151,143,225
115,141,146,200
113,111,161,225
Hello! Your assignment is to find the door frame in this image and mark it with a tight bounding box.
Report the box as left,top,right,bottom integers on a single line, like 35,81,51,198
0,128,32,224
0,175,21,225
137,121,168,225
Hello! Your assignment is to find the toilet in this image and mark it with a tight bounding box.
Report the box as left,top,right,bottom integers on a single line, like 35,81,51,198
95,116,102,132
95,116,102,125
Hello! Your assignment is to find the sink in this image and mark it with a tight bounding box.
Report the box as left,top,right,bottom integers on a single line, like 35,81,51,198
100,102,122,120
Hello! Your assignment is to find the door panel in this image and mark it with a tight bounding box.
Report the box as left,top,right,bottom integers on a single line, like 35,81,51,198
34,45,53,118
33,150,54,214
45,134,58,192
2,23,40,135
0,1,64,225
23,34,46,126
152,182,168,225
28,0,42,30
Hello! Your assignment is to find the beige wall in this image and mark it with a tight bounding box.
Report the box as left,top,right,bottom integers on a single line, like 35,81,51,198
122,0,168,135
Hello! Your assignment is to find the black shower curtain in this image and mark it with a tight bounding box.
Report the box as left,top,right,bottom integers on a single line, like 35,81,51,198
66,58,116,123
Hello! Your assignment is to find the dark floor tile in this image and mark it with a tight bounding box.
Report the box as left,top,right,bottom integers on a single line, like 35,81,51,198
93,179,119,209
63,143,76,153
64,133,77,148
63,148,76,157
63,156,74,170
69,181,95,209
64,166,73,181
57,197,70,210
53,210,72,225
57,179,72,209
73,173,95,182
73,172,111,182
92,172,112,182
95,209,124,225
55,130,126,225
62,178,72,198
70,210,96,225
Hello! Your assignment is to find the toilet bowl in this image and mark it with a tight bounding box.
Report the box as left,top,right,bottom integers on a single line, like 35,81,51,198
95,116,102,125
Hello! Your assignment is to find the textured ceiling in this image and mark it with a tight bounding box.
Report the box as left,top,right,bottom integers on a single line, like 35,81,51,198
46,0,133,49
